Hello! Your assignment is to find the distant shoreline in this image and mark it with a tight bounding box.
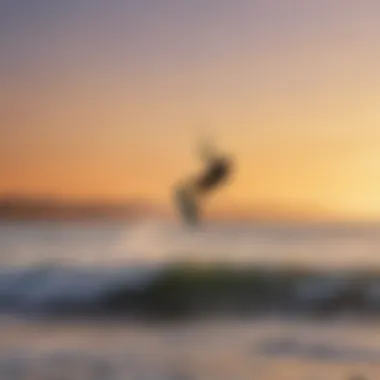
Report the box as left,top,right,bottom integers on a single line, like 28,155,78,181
1,197,379,224
0,197,164,221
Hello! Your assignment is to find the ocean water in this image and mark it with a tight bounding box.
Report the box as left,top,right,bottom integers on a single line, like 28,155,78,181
2,220,380,267
1,220,380,379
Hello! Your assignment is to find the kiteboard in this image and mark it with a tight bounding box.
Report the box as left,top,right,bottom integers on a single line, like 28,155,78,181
174,184,199,226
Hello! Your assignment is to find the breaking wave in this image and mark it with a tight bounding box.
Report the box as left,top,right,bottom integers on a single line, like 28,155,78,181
0,263,380,319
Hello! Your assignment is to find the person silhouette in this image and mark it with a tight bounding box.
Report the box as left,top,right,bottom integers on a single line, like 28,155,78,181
174,140,233,226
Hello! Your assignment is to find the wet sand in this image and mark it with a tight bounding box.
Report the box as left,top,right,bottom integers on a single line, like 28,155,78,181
0,317,379,379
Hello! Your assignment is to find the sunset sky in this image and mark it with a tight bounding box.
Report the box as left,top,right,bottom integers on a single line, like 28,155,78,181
2,1,380,220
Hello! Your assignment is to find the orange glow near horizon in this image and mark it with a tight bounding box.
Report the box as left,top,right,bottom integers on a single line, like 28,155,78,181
2,2,380,221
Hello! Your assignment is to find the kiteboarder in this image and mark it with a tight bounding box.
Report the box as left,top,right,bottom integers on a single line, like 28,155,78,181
174,140,233,226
